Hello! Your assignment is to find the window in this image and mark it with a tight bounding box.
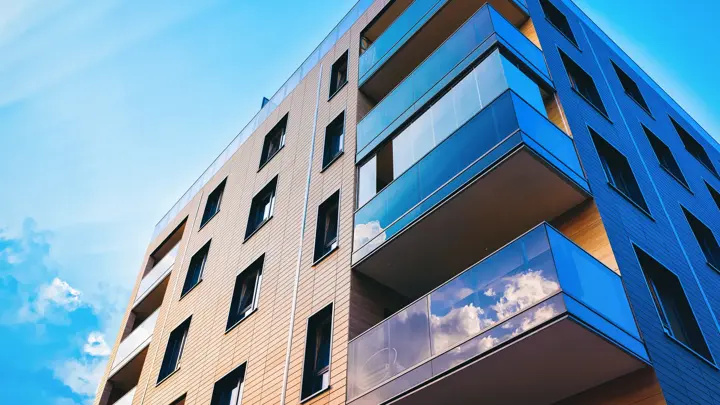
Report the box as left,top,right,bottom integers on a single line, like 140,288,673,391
314,192,339,262
707,181,720,210
182,242,210,296
611,61,650,113
245,177,277,239
259,115,288,168
559,51,608,117
635,247,712,360
210,364,246,405
670,117,718,176
329,52,348,97
591,130,649,212
226,256,263,330
323,112,345,169
682,208,720,269
540,0,577,46
200,180,226,227
170,395,186,405
158,318,191,383
643,126,688,188
301,304,332,400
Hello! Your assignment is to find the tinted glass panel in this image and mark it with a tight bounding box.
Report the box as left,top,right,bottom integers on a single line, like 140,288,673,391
301,305,333,400
210,365,245,405
323,113,345,168
670,117,718,176
227,257,263,329
158,318,190,382
314,192,340,262
591,130,648,212
683,208,720,269
245,178,277,239
643,126,688,187
540,0,577,46
611,61,650,112
182,243,210,296
259,115,288,168
201,180,226,227
559,52,607,116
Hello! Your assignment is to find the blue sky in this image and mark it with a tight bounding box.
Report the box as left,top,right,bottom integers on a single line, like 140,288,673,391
0,0,718,403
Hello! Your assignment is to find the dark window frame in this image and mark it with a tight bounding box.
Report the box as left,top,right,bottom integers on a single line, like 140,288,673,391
329,51,349,99
670,117,718,176
706,181,720,211
226,256,264,332
540,0,578,47
682,207,720,271
634,246,714,363
313,192,340,264
210,363,246,405
611,60,651,115
244,177,278,241
200,179,227,229
559,50,609,118
259,114,289,170
642,125,690,190
181,241,211,297
300,304,333,402
590,129,650,215
322,112,345,170
157,317,191,384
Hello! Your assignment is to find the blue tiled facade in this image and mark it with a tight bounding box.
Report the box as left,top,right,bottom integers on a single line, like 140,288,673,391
535,1,720,403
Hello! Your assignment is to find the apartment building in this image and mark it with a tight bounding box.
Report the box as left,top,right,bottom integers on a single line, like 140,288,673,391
94,0,720,404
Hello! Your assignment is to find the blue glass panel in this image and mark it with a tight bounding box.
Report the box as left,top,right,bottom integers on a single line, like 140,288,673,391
547,227,641,340
489,7,548,77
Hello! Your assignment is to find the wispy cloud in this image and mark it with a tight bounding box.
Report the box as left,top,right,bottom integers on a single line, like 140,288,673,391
53,357,107,398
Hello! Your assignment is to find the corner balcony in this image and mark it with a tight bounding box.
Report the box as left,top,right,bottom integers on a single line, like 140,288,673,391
352,89,589,298
357,4,549,161
109,309,159,377
134,245,178,306
347,224,649,405
358,0,530,102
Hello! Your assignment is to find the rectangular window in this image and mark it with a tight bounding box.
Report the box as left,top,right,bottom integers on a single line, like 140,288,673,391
245,177,277,239
210,364,245,405
323,112,345,169
226,256,263,330
158,318,191,383
707,181,720,211
670,117,718,176
182,242,210,296
329,52,348,97
200,180,226,227
635,247,712,360
643,126,688,188
259,114,288,168
682,207,720,269
591,130,649,212
170,395,186,405
540,0,577,46
559,51,608,117
314,192,339,262
301,304,333,400
611,61,650,113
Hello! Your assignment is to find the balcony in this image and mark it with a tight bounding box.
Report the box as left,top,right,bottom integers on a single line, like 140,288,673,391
359,0,529,103
353,88,589,297
134,245,178,305
110,387,135,405
110,309,159,376
347,224,649,405
357,4,548,161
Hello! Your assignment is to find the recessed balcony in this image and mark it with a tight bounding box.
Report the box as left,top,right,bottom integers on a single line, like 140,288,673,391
110,387,135,405
357,4,548,161
353,86,589,297
134,245,178,306
109,309,159,376
359,0,530,102
347,224,649,405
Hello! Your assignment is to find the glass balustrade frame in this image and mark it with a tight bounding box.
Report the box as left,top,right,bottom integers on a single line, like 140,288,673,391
352,90,589,265
134,245,179,305
110,309,161,375
346,223,648,404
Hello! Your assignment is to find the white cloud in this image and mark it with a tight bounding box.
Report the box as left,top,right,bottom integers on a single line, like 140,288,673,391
491,270,559,321
53,358,107,397
83,332,111,357
353,220,386,251
16,277,84,323
431,304,495,353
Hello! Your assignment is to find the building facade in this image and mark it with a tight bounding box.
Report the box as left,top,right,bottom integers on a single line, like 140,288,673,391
94,0,720,404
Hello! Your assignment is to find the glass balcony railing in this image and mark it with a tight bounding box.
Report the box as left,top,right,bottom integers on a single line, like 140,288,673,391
347,223,646,404
134,245,179,304
356,4,549,160
359,0,447,83
111,387,136,405
353,90,586,264
111,309,160,372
